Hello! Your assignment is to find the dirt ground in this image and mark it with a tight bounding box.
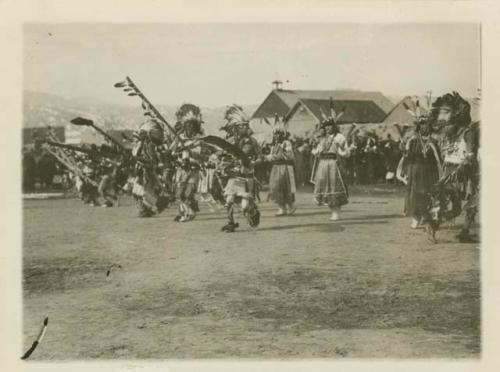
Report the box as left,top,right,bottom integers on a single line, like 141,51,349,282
22,185,480,359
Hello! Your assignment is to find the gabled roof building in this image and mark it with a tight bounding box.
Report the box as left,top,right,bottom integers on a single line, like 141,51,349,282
382,96,429,126
250,88,394,138
251,89,395,121
284,98,387,137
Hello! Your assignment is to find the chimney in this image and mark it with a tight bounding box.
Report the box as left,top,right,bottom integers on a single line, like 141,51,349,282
272,80,283,91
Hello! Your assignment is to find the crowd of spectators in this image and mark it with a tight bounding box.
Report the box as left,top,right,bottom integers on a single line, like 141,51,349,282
257,128,405,187
23,125,406,193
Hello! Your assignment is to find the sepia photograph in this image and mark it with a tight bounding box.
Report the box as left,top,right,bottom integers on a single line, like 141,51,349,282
19,22,481,361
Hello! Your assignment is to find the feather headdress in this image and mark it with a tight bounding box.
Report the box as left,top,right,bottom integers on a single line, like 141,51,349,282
402,99,424,120
223,104,249,126
401,99,430,131
272,113,288,134
175,103,204,137
175,103,203,124
320,97,346,127
220,104,250,135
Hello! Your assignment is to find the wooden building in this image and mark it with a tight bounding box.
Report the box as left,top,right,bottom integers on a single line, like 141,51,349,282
250,88,395,139
283,98,387,137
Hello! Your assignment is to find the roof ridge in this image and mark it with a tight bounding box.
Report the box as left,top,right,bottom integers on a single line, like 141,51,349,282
382,96,412,120
275,88,381,92
300,98,380,102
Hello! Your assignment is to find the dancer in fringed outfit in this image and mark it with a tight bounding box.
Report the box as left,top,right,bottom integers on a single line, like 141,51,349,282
220,105,261,232
267,117,296,216
311,105,350,221
426,92,480,243
131,119,169,217
171,104,204,222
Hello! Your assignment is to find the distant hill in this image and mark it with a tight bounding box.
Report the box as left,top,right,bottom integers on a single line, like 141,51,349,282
23,90,259,136
23,90,479,144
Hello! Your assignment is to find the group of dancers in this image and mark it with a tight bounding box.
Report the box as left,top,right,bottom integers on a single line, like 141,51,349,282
398,92,480,243
126,101,357,230
42,83,479,243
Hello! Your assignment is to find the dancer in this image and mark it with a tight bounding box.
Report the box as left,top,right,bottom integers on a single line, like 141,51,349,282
426,92,479,242
266,116,296,216
311,102,350,221
130,119,169,217
172,104,204,222
219,105,261,232
402,117,442,229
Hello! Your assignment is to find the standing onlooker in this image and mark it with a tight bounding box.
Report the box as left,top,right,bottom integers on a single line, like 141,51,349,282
294,137,311,187
382,134,398,183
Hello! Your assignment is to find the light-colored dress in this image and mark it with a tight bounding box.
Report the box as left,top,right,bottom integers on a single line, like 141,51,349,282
267,140,296,205
311,133,349,207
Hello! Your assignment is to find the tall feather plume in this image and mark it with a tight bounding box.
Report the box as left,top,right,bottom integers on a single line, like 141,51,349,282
335,106,346,122
272,113,281,133
113,76,180,142
415,100,421,119
329,96,337,120
319,106,329,121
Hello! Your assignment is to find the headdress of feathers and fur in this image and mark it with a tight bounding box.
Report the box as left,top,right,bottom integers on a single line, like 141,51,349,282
176,103,202,124
137,119,165,145
221,104,249,129
428,91,471,128
175,103,203,136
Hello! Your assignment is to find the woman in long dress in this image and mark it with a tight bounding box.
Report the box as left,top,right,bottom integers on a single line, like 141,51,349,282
311,119,350,221
267,130,296,216
402,122,442,228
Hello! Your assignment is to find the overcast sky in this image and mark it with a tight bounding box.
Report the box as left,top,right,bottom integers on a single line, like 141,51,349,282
24,23,480,107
